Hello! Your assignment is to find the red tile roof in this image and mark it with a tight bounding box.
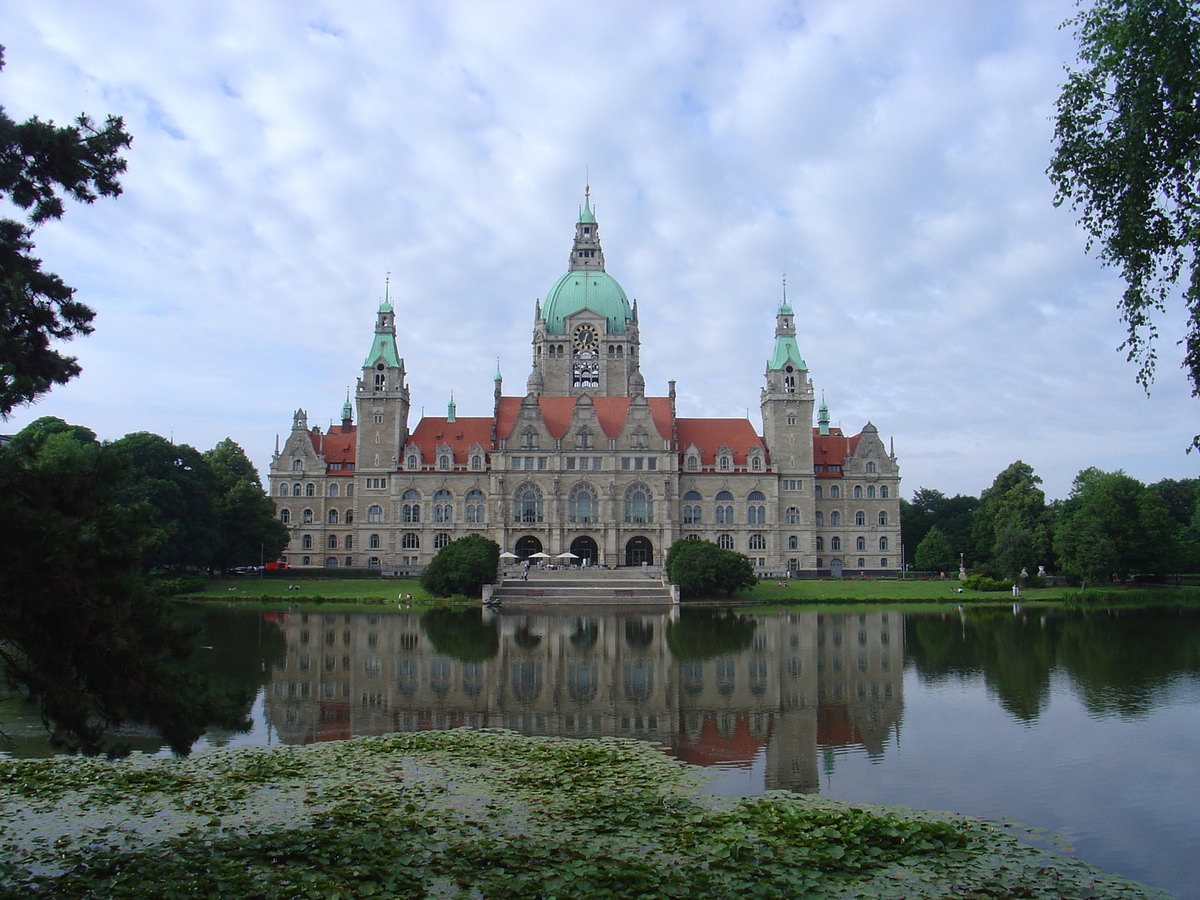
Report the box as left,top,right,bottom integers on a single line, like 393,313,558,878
495,396,674,441
812,429,859,475
406,417,494,464
676,417,765,465
310,425,356,471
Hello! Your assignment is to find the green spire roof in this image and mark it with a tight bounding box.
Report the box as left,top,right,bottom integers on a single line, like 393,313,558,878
579,185,596,224
769,334,806,371
363,298,402,367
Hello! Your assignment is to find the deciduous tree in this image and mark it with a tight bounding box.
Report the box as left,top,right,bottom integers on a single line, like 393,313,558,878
1049,1,1200,444
665,538,757,599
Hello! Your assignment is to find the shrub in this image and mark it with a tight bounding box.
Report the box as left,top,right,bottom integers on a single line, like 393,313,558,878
665,538,757,599
962,573,1011,592
420,535,500,598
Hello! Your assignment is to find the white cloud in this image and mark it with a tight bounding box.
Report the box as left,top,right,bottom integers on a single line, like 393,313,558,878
3,0,1196,500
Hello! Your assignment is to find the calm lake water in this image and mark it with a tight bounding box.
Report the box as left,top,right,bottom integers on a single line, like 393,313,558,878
3,602,1198,898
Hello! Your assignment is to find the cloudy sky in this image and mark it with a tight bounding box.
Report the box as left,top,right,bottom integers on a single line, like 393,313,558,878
3,0,1197,500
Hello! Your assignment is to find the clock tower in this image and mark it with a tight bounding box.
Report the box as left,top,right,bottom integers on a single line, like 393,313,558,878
528,189,641,398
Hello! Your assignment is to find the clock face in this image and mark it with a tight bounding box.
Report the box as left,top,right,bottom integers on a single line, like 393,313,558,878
573,325,597,351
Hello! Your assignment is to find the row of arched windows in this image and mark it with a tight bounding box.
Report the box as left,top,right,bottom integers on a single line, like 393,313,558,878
813,536,890,551
813,510,889,527
814,484,890,500
279,482,356,498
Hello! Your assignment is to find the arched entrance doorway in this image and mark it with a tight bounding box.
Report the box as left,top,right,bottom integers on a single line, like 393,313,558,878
625,536,653,566
514,535,543,560
570,535,598,566
830,558,843,578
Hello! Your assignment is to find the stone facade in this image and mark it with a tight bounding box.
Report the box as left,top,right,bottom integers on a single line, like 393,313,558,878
269,191,901,574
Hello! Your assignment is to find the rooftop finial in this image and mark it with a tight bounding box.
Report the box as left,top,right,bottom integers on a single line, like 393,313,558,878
782,273,787,304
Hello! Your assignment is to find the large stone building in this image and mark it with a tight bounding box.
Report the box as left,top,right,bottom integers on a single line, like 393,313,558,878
269,190,900,574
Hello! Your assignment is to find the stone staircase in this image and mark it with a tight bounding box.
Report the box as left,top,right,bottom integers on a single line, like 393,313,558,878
484,567,677,606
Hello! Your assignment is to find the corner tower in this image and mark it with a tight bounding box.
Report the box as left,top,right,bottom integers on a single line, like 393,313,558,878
529,188,641,397
760,293,815,475
355,296,410,472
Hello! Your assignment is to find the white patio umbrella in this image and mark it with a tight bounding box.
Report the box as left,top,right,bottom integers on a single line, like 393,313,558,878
556,552,579,559
499,551,518,559
530,551,552,558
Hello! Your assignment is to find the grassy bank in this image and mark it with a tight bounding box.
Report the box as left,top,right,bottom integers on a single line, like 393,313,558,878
186,573,1200,608
0,730,1167,899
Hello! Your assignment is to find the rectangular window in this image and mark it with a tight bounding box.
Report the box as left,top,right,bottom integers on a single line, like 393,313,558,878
622,458,631,470
634,458,643,470
537,457,547,470
648,458,657,470
566,458,576,470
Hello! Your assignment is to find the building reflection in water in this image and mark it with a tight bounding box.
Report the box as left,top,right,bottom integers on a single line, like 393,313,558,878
262,608,903,793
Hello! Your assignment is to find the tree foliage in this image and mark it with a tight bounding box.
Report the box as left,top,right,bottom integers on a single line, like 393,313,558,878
665,538,757,599
1054,467,1178,584
203,438,288,571
0,45,132,415
971,461,1053,579
1049,0,1200,443
420,534,501,598
914,526,955,573
0,418,248,755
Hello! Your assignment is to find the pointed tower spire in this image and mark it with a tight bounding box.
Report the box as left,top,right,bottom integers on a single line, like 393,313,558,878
447,393,456,423
569,185,603,271
819,396,830,435
341,390,353,429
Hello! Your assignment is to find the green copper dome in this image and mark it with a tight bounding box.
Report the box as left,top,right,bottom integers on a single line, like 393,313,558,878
542,270,632,334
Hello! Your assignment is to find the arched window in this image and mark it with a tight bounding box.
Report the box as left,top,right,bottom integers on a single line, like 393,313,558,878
749,534,766,551
325,557,338,568
437,453,451,470
815,536,824,551
466,488,486,524
345,508,354,524
750,453,763,471
327,509,339,524
858,558,866,567
406,453,418,469
278,484,288,496
328,482,339,497
369,533,381,549
368,556,381,568
880,557,888,568
856,536,866,551
718,453,731,471
624,484,652,524
682,490,702,525
470,454,483,470
401,532,420,550
292,459,302,471
367,504,383,523
715,490,734,525
879,536,889,551
878,511,888,526
829,511,840,526
279,509,290,524
301,534,313,549
434,533,451,550
433,489,452,523
830,485,841,499
569,483,597,523
514,484,543,523
831,536,841,551
855,510,865,526
785,507,800,525
747,491,766,525
344,535,353,549
327,535,338,550
815,510,823,526
685,453,699,471
814,485,823,499
306,483,315,497
854,485,863,499
867,485,876,498
402,489,420,523
292,483,302,496
717,534,733,550
866,461,876,474
788,535,798,550
880,486,890,499
302,508,314,524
